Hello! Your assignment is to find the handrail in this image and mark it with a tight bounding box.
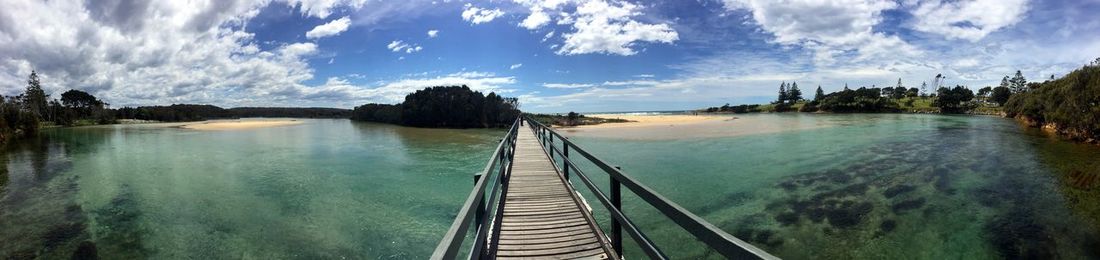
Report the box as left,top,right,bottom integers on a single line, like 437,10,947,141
524,116,780,260
432,118,520,259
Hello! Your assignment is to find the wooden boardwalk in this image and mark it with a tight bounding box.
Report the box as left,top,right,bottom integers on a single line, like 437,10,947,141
493,125,617,259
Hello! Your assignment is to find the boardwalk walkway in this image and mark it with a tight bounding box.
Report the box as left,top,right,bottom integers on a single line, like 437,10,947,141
434,118,778,260
492,124,617,259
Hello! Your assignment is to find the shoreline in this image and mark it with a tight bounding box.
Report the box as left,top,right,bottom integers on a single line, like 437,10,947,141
556,113,824,140
79,119,307,130
569,114,729,129
178,119,304,130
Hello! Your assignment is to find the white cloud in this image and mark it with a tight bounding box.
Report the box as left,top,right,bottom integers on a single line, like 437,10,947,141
510,63,523,70
361,71,516,103
0,0,442,108
513,0,679,56
427,29,439,38
280,0,368,19
520,9,551,29
386,40,423,53
722,0,920,63
908,0,1030,42
0,0,338,106
462,3,505,24
542,31,556,42
543,83,595,88
305,16,351,39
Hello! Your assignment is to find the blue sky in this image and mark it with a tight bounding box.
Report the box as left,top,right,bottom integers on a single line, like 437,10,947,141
2,0,1099,113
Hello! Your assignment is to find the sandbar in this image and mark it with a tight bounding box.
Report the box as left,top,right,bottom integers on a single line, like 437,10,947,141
560,114,831,140
580,114,728,128
179,120,303,130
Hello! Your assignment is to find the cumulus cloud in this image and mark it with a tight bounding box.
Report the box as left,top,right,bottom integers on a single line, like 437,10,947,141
908,0,1030,42
280,0,368,19
509,63,523,70
427,29,439,38
513,0,678,56
305,16,351,39
520,9,551,29
461,3,505,24
722,0,920,63
360,71,517,103
0,0,425,108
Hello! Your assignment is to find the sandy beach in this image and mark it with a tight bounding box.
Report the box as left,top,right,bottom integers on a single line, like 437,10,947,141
179,119,303,130
580,114,729,128
560,113,832,140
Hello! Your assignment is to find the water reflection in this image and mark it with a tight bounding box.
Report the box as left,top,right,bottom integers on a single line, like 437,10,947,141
0,134,92,259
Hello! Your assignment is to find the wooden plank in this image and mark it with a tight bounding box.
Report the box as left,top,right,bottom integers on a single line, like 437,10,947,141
496,237,600,251
501,216,587,226
498,233,596,245
497,249,607,260
496,243,604,256
499,222,589,232
491,125,616,259
497,228,597,240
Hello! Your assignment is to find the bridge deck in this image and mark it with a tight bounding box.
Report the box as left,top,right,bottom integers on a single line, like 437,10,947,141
493,125,616,259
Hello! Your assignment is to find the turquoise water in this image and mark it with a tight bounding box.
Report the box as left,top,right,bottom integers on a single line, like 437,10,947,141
0,120,501,259
562,113,1100,259
2,115,1099,259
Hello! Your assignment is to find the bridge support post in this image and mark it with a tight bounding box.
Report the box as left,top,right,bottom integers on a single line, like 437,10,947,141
611,166,623,257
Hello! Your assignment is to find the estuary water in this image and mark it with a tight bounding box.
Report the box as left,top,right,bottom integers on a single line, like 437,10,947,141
1,115,1098,259
0,120,502,259
563,113,1100,259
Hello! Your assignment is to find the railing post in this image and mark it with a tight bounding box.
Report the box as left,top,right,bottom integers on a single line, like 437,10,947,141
548,133,555,161
611,166,623,257
472,173,485,257
563,143,570,181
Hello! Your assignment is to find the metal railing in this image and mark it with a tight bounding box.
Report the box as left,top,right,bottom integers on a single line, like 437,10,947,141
524,116,779,260
432,118,519,259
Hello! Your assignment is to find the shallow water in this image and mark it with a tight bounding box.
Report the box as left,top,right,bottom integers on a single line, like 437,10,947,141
0,119,501,259
562,113,1100,259
2,115,1099,259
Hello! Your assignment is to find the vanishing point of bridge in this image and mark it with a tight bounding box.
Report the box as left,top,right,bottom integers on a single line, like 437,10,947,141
433,117,779,259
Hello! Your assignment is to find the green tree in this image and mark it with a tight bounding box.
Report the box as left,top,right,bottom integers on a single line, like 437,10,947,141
1010,70,1027,93
566,111,580,126
934,85,976,113
906,87,918,98
60,89,104,109
777,82,788,104
788,82,802,102
1004,60,1100,142
891,78,907,99
22,71,48,119
977,86,993,102
814,86,825,101
990,86,1012,106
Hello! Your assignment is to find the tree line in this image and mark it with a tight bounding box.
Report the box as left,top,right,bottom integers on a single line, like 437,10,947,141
0,71,361,143
705,71,1034,114
1005,58,1100,143
351,85,520,128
